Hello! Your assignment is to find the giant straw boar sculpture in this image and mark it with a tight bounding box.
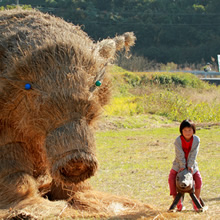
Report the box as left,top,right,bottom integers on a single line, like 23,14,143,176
0,8,136,213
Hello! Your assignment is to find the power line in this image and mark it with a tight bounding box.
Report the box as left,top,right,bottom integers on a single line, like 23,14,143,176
108,11,220,16
70,20,220,27
2,3,220,16
50,8,220,16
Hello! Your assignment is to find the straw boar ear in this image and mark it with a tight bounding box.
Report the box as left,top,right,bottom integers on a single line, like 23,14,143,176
98,32,136,60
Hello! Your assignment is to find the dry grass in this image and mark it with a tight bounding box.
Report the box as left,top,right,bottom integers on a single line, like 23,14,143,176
177,86,220,105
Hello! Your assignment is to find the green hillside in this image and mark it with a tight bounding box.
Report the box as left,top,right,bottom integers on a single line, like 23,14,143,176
1,0,220,64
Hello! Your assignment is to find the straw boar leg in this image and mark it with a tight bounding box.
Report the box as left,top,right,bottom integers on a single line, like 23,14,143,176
46,180,90,201
0,142,38,209
46,120,98,186
0,142,68,217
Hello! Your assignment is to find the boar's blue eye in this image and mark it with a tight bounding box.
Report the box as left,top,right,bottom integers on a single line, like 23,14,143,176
95,80,101,87
25,83,31,90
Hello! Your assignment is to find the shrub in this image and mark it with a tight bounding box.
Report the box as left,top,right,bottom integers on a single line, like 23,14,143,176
123,72,141,87
108,66,220,123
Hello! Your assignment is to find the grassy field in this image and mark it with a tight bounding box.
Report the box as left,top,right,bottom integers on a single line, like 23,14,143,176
87,68,220,219
89,115,220,219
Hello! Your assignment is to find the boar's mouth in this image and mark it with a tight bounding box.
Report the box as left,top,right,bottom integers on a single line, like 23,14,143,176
177,185,192,193
52,150,98,185
177,183,192,192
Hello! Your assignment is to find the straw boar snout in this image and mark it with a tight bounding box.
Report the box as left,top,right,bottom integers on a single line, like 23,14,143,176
45,120,98,185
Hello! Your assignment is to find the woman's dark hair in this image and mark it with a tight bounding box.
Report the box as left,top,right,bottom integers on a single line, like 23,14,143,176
179,119,196,134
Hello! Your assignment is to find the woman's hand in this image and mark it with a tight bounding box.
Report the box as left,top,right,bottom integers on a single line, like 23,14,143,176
188,167,193,173
178,168,185,173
